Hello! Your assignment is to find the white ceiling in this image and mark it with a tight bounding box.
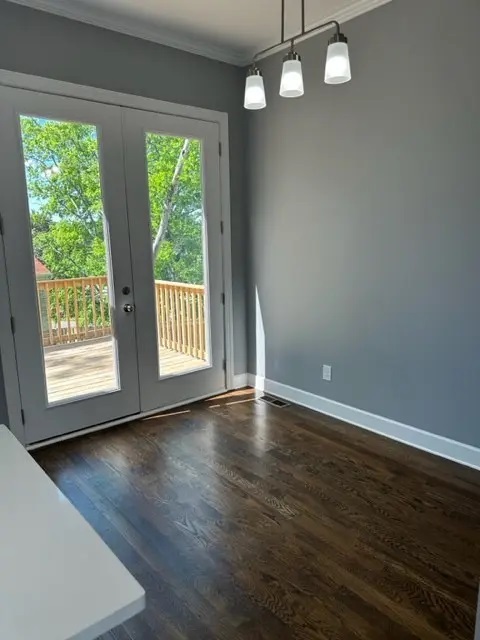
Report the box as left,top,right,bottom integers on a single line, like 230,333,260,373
8,0,391,65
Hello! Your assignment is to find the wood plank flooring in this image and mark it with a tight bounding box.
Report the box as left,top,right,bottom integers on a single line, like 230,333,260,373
33,389,480,640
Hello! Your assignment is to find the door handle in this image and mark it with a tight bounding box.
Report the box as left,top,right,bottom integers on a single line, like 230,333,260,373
123,303,134,313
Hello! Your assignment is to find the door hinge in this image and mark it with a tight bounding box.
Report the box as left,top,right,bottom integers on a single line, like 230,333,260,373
21,409,25,425
10,316,15,334
220,220,224,234
0,214,4,236
221,292,225,305
218,141,222,157
222,358,227,371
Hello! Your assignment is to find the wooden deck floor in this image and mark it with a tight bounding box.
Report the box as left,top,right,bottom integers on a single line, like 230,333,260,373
44,338,206,403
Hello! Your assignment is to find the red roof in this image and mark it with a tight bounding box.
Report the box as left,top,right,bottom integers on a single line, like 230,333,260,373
34,257,51,276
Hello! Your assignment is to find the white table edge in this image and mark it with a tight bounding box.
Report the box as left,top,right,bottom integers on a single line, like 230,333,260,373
0,424,146,640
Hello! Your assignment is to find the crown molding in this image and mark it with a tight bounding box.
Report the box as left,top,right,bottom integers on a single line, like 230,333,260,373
5,0,248,66
250,0,392,63
6,0,391,67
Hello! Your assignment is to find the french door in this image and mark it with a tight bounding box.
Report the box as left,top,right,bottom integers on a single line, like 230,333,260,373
123,110,225,412
0,86,226,444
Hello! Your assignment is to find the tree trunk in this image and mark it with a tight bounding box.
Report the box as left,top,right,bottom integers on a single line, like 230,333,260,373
152,138,191,261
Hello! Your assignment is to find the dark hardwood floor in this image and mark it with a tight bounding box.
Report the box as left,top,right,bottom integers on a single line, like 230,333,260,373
34,389,480,640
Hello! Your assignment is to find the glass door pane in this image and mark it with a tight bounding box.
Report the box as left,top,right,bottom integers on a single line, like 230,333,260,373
19,116,119,405
145,132,211,378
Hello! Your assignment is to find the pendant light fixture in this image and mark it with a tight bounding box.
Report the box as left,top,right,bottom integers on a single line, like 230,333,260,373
244,65,267,110
244,0,351,110
279,45,304,98
325,33,351,84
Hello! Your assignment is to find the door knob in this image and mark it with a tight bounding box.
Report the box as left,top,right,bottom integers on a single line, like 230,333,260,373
123,303,134,313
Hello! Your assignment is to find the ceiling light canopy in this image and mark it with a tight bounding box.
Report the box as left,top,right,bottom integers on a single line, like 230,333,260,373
244,0,351,110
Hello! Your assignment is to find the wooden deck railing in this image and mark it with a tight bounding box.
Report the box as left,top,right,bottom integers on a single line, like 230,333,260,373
37,276,111,346
154,281,206,360
36,276,206,360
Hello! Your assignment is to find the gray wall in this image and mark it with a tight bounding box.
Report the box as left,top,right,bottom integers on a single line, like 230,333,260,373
247,0,480,447
0,0,247,423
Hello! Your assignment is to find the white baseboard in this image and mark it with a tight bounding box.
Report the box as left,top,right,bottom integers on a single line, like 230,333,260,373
247,374,480,471
233,374,249,389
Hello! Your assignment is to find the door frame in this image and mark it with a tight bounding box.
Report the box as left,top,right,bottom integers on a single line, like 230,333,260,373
0,69,235,446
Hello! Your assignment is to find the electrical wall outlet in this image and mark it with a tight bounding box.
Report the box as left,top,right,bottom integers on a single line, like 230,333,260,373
322,365,332,382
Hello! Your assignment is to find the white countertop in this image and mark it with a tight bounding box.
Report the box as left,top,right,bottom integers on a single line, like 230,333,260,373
0,425,145,640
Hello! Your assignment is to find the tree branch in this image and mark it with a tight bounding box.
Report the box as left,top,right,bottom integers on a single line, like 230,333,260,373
44,243,88,278
152,138,191,262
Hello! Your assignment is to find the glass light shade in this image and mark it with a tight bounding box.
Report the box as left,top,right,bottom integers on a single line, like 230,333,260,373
244,72,266,110
279,58,304,98
325,41,351,85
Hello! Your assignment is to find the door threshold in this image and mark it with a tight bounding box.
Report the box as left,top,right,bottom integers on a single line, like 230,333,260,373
27,387,227,451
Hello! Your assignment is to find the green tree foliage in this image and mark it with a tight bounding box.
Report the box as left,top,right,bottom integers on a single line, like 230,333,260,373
146,133,203,284
21,117,204,284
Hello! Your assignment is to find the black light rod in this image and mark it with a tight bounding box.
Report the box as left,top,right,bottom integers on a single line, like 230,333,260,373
253,19,341,62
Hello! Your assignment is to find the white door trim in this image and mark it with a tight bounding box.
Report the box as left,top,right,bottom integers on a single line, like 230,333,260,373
0,238,24,443
0,69,235,445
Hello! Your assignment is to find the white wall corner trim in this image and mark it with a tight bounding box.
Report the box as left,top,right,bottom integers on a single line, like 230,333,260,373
247,375,480,471
6,0,248,66
7,0,392,67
